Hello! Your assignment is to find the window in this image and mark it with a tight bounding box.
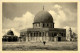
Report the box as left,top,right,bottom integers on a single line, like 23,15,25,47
31,33,32,37
39,32,41,37
43,23,44,27
64,33,66,37
53,23,54,28
52,33,53,37
54,33,57,36
61,33,62,36
34,33,35,36
51,24,52,27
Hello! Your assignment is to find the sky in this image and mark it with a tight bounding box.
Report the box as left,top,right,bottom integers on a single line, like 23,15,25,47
2,2,77,36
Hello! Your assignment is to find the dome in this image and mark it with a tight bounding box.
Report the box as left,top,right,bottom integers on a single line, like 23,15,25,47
7,30,14,35
34,11,53,23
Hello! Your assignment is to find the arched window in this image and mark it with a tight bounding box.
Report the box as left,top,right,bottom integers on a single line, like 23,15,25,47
52,33,54,37
54,33,57,36
61,33,63,36
64,33,66,37
51,24,52,28
34,33,35,37
31,33,32,37
39,32,41,37
42,32,44,37
53,23,54,28
43,23,44,27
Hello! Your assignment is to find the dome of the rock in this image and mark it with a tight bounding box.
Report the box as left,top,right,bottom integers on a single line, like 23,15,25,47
34,11,53,23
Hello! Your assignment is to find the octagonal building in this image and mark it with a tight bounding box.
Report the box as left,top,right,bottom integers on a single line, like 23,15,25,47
20,10,66,42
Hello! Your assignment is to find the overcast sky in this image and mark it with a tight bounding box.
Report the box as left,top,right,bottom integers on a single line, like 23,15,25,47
2,2,77,36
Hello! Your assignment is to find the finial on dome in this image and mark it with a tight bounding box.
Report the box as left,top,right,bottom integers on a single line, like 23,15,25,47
43,5,44,10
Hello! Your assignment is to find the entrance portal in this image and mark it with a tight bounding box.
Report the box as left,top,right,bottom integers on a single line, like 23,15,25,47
58,37,61,41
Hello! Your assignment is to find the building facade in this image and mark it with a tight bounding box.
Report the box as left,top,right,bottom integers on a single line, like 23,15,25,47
20,10,66,42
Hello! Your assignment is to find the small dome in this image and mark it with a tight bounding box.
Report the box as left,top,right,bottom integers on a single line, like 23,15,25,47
34,11,53,23
7,30,14,35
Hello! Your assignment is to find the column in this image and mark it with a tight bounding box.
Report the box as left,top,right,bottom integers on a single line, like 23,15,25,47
43,32,45,41
35,32,37,41
53,33,54,41
31,33,32,41
28,33,31,41
52,33,53,41
37,32,39,42
51,23,52,28
49,35,51,41
44,32,45,41
30,33,31,41
35,32,37,42
42,32,44,41
32,32,34,42
28,33,29,41
36,32,38,42
40,32,42,42
51,33,53,41
46,32,49,42
34,32,35,42
38,32,40,42
41,23,43,28
26,34,28,42
34,32,36,42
